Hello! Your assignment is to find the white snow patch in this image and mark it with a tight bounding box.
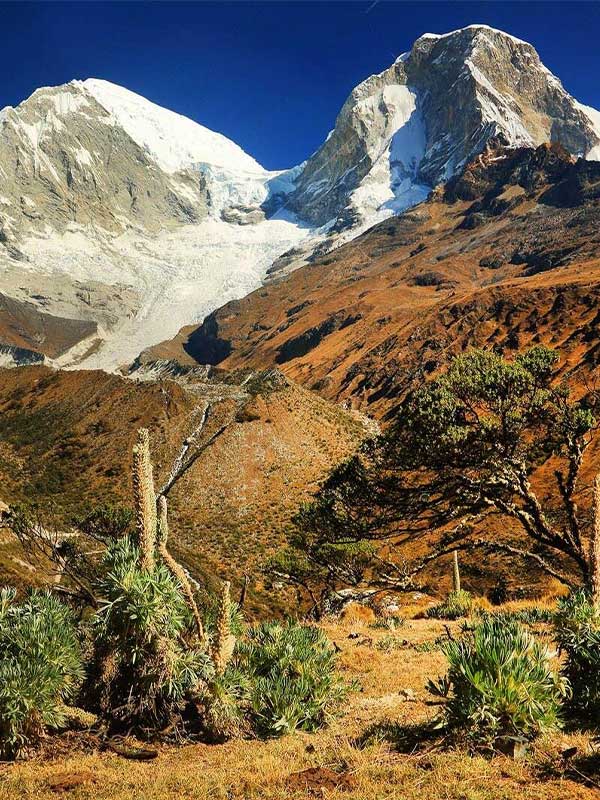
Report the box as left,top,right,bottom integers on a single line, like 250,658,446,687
575,101,600,160
467,60,534,145
19,213,310,370
347,85,429,226
74,146,94,167
80,78,265,174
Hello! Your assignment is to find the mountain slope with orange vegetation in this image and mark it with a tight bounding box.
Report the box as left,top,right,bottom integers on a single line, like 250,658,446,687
0,365,370,615
148,143,600,418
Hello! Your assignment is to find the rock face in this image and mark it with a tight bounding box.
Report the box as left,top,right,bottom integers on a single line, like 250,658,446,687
285,26,600,229
1,25,599,370
0,82,206,242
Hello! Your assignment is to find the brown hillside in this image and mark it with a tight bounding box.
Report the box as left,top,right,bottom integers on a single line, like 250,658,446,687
149,143,600,418
0,366,369,615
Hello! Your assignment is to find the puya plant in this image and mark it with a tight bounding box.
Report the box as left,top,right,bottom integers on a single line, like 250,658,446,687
90,428,212,729
427,550,473,620
428,616,568,750
554,472,600,720
0,588,84,758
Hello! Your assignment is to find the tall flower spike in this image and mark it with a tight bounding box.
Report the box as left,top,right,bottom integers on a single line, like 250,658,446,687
590,473,600,609
157,495,204,641
132,428,157,571
452,549,461,594
212,581,235,676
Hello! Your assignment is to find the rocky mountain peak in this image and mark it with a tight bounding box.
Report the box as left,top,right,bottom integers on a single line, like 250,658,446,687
0,26,599,373
284,25,600,229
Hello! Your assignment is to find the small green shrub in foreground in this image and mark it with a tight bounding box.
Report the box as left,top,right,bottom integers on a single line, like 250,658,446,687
90,536,211,728
428,617,568,748
555,590,600,720
236,621,348,737
0,588,84,758
427,589,473,620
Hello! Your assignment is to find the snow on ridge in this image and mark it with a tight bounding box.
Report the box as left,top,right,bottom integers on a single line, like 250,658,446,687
346,84,429,231
417,25,531,47
80,78,265,174
575,101,600,160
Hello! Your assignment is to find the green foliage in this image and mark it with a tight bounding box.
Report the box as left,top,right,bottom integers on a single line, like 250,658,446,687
481,607,554,625
74,504,133,541
275,345,597,611
555,590,600,719
236,621,348,737
0,588,84,758
91,536,211,728
427,590,473,620
197,666,251,743
428,617,567,747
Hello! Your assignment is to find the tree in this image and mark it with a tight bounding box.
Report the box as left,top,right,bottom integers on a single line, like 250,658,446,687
268,346,600,610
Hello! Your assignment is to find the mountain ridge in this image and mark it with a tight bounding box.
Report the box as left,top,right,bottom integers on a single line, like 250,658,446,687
0,24,599,371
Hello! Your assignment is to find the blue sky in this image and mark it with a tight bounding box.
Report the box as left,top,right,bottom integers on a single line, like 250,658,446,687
2,1,600,170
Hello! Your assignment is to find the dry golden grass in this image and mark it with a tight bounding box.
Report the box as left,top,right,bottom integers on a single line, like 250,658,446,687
2,615,599,799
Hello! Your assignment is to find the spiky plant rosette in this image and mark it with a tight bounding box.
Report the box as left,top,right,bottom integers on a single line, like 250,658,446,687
91,537,211,728
428,617,568,748
555,590,600,719
236,621,348,737
0,588,84,758
427,589,473,620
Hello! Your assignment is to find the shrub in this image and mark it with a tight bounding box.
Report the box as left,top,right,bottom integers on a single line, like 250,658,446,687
0,588,84,758
428,617,567,748
488,577,509,606
481,607,554,626
196,666,250,742
236,621,348,737
427,589,473,620
555,590,600,719
90,537,211,728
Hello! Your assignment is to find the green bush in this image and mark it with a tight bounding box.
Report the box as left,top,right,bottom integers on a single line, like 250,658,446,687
0,588,84,758
236,621,348,737
481,607,554,626
90,537,211,728
428,617,567,748
427,590,473,620
197,666,251,742
555,590,600,720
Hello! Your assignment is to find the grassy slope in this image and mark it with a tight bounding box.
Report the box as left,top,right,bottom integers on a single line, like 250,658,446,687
1,612,597,800
152,146,600,419
0,366,369,616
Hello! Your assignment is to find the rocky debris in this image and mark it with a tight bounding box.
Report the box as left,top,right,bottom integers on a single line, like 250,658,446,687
286,767,357,794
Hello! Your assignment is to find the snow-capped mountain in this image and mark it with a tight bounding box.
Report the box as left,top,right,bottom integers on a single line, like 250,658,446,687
0,24,599,370
0,79,306,369
286,25,600,230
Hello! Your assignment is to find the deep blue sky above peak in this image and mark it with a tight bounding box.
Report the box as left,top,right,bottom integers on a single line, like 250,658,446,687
2,1,600,170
